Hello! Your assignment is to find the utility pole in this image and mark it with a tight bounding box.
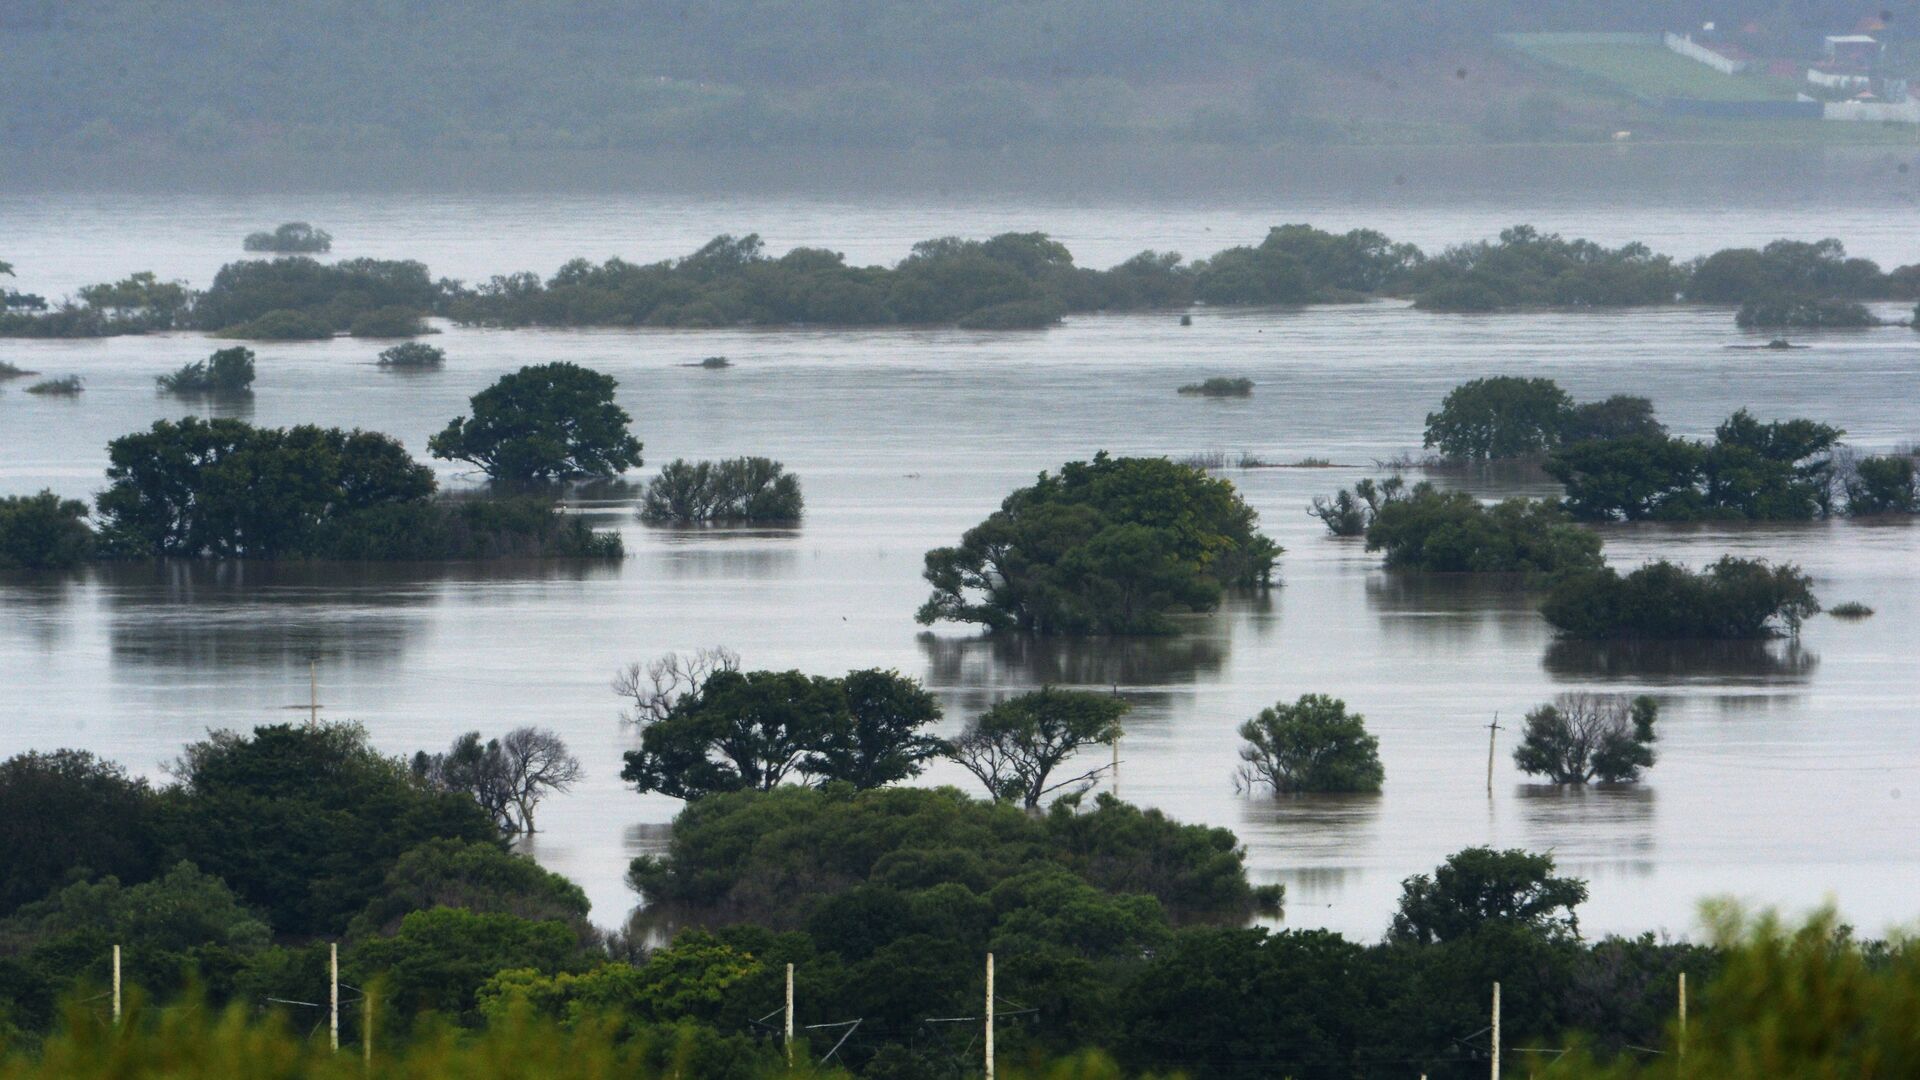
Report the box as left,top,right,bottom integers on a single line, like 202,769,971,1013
1490,981,1501,1080
985,952,995,1080
1678,971,1687,1059
112,944,122,1024
1486,713,1503,797
330,942,340,1051
784,963,795,1067
283,655,325,726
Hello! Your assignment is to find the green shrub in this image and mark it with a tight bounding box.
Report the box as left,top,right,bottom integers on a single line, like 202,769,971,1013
1734,295,1878,329
1235,694,1384,794
215,308,334,340
156,346,254,394
638,458,803,524
955,298,1065,329
1541,557,1819,640
22,376,82,395
242,222,332,253
1365,483,1602,574
378,342,446,367
350,306,429,337
0,491,95,569
1827,601,1873,618
1176,376,1253,397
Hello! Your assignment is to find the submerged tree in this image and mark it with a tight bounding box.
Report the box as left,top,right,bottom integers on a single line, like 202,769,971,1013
918,453,1280,634
1542,557,1820,640
1236,693,1384,795
414,728,582,834
638,457,803,524
1423,376,1573,461
1512,693,1658,784
612,646,740,728
429,362,643,482
0,490,95,570
947,686,1128,809
1308,475,1405,536
157,346,255,395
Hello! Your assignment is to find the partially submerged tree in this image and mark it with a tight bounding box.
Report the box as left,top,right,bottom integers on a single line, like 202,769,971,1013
157,345,255,395
429,362,643,482
415,728,582,834
638,457,803,524
1236,693,1384,795
0,490,95,570
918,453,1280,634
612,646,740,728
1512,693,1658,784
243,222,333,253
1542,557,1820,640
1308,475,1405,537
377,342,446,368
947,687,1128,809
1423,376,1573,461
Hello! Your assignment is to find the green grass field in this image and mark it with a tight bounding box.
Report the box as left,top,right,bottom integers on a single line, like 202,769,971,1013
1508,34,1790,102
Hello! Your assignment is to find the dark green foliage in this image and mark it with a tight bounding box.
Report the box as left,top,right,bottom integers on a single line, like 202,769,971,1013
243,223,332,254
1410,226,1686,311
348,840,590,939
96,417,435,558
194,257,437,334
621,668,943,801
1365,483,1603,574
948,687,1128,808
1423,375,1573,460
1827,600,1873,618
74,272,192,328
1541,557,1820,640
955,298,1065,328
1563,395,1664,443
377,341,446,367
918,452,1280,634
1236,693,1384,794
0,750,162,915
349,305,429,337
1389,847,1589,945
638,458,803,524
307,496,625,560
1117,927,1379,1079
1547,409,1843,522
1193,224,1420,305
1689,239,1890,303
1734,295,1878,329
627,784,1266,928
1513,693,1658,784
162,722,499,938
1309,475,1405,536
1844,455,1920,515
349,908,585,1026
214,308,335,340
0,361,37,380
429,362,643,482
22,376,82,395
156,346,254,395
1176,376,1253,396
0,491,94,570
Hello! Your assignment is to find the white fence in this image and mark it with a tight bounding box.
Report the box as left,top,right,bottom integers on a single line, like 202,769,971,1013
1664,32,1749,75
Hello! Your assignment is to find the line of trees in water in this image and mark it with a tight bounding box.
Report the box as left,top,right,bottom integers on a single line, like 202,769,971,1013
8,225,1920,339
0,711,1907,1078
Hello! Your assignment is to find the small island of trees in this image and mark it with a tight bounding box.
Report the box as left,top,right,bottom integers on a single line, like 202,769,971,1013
242,222,333,253
156,345,255,395
430,363,644,482
639,458,803,524
917,452,1280,635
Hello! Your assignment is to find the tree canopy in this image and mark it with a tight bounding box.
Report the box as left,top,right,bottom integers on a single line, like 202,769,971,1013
918,453,1280,634
1513,693,1658,784
1541,557,1820,640
429,363,644,482
1389,847,1589,946
1236,693,1384,795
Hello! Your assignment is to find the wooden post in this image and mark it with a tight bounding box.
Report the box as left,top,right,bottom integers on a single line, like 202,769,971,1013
1678,971,1687,1059
329,942,340,1051
784,962,795,1067
1490,981,1501,1079
309,658,318,726
112,944,122,1024
363,986,374,1069
1111,732,1120,800
985,952,996,1080
1486,714,1501,797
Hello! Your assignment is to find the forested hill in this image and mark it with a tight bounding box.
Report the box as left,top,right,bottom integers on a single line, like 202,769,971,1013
0,1,1906,160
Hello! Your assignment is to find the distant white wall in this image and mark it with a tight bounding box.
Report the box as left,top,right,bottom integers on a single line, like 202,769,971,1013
1664,32,1748,75
1807,69,1871,90
1823,99,1920,123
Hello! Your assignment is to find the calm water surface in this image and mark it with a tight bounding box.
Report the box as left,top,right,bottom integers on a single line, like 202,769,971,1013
2,195,1917,939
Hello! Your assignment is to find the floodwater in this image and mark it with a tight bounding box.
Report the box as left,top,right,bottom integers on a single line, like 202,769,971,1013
2,193,1917,941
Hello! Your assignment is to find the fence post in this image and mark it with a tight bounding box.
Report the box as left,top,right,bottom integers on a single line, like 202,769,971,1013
985,952,996,1080
785,962,795,1067
1490,981,1501,1079
330,942,340,1051
112,944,122,1024
1678,970,1687,1059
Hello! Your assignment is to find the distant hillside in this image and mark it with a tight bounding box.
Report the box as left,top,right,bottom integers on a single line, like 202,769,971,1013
0,1,1912,161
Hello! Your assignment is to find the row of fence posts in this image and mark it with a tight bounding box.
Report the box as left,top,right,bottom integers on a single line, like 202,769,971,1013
100,945,1692,1076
